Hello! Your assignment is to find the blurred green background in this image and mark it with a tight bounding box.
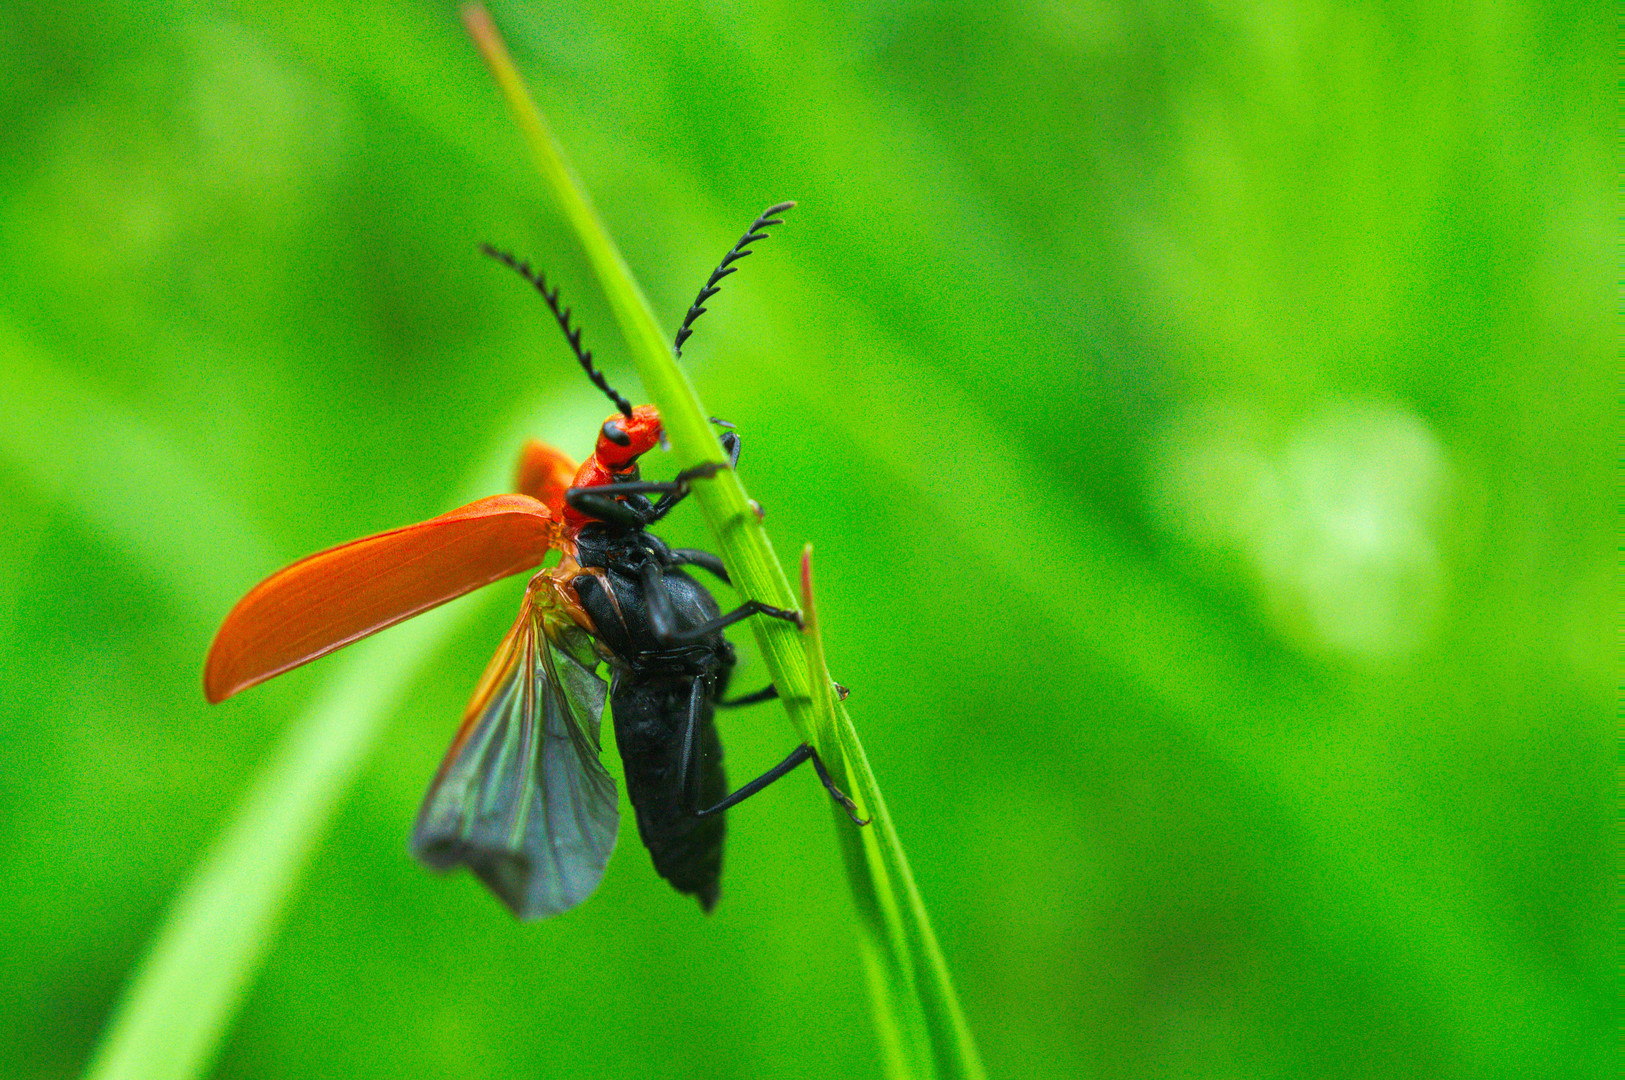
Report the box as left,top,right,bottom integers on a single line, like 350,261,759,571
0,1,1608,1078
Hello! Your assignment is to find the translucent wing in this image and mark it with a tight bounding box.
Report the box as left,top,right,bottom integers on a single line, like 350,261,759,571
205,494,559,702
411,575,618,919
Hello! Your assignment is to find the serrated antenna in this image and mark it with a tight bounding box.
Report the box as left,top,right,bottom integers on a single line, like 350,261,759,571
673,201,795,358
480,245,634,418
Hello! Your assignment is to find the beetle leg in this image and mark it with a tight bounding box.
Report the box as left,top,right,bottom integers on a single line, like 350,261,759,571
566,464,719,526
693,742,869,826
570,432,745,524
668,547,730,585
564,486,656,527
716,683,778,708
646,455,734,519
647,430,742,517
640,562,802,641
806,748,870,825
670,598,801,640
648,430,741,518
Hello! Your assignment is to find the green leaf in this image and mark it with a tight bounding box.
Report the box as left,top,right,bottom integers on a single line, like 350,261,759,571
82,606,467,1080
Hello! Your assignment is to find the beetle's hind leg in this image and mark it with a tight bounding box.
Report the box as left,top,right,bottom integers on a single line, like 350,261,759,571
674,677,868,827
688,741,869,827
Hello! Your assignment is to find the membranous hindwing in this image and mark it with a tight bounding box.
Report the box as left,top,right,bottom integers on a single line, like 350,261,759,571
411,572,618,920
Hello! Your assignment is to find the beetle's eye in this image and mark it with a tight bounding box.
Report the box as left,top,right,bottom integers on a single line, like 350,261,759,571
602,420,631,447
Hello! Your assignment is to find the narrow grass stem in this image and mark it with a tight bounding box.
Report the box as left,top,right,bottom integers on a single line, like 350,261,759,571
462,8,986,1078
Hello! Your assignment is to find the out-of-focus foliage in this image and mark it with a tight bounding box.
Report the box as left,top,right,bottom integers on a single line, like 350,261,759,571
0,2,1607,1079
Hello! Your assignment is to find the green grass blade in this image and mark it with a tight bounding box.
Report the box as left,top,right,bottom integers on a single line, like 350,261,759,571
799,548,931,1078
462,9,986,1078
81,607,467,1080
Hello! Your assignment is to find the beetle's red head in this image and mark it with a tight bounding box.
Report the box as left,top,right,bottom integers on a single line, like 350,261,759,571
595,404,662,471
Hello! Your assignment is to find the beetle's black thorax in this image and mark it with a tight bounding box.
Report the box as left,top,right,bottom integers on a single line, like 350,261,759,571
571,527,734,668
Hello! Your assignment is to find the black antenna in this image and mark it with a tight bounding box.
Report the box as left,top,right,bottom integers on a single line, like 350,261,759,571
673,201,795,358
480,245,634,418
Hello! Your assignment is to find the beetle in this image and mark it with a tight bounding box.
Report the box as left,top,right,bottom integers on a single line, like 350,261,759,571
205,203,863,919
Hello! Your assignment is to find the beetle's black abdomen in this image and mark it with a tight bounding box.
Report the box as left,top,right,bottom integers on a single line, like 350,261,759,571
611,675,727,910
573,561,737,912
